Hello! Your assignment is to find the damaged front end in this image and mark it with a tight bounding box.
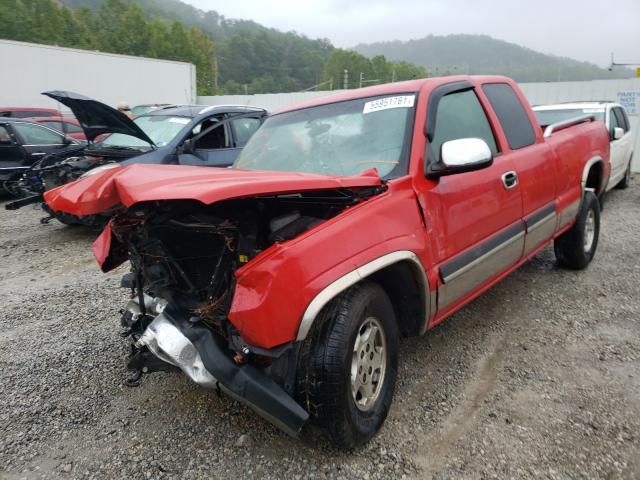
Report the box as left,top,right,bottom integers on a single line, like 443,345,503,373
113,188,381,435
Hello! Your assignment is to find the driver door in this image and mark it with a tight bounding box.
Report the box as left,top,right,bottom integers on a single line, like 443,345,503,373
178,115,238,167
416,84,524,316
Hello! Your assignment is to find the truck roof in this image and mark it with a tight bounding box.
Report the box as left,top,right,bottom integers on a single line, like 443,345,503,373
272,75,518,115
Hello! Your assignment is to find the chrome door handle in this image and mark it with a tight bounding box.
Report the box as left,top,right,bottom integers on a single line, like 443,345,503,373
502,171,518,189
31,152,47,156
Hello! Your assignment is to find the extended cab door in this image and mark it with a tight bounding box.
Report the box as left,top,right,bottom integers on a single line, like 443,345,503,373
481,83,558,257
416,82,524,316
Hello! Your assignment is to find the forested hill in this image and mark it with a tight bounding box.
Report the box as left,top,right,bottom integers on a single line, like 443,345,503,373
354,34,631,82
1,1,631,96
57,0,337,93
1,0,426,94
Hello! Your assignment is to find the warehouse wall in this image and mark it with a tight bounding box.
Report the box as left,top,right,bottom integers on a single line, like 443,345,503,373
200,78,640,172
0,40,196,109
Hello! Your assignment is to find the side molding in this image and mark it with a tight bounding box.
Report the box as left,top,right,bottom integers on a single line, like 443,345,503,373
296,251,429,342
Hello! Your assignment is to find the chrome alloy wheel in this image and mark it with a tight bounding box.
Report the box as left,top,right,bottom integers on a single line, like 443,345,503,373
350,316,387,411
584,208,596,253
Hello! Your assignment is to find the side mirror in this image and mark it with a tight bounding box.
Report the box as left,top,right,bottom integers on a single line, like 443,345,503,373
427,138,493,178
181,138,195,154
613,127,624,140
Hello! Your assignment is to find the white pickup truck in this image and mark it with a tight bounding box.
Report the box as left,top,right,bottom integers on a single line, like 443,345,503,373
534,102,634,190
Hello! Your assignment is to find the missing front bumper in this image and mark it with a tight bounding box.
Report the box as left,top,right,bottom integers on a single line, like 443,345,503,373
136,310,309,437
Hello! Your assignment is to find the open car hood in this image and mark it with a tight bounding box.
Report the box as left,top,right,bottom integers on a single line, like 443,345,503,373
43,91,155,145
43,164,383,216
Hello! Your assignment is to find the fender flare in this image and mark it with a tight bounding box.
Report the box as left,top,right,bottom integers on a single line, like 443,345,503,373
581,156,606,195
295,250,431,342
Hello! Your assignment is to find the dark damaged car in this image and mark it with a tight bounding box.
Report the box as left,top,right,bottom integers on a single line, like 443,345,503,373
43,76,609,448
5,91,267,225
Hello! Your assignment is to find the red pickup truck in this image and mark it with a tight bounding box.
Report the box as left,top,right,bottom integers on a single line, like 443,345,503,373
45,76,610,448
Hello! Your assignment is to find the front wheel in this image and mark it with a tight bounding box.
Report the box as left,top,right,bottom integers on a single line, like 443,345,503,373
296,281,399,449
554,191,600,270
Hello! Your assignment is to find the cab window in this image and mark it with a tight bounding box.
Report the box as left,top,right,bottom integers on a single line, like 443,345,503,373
609,108,620,131
13,123,65,145
612,108,629,132
193,117,231,150
65,123,84,134
482,83,536,149
431,89,498,163
231,117,262,147
43,121,64,132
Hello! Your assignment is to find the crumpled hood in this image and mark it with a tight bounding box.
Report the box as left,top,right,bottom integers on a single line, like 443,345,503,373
43,91,155,144
43,164,383,216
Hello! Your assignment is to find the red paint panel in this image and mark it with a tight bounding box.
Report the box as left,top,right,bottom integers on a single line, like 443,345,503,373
228,181,427,348
44,164,382,216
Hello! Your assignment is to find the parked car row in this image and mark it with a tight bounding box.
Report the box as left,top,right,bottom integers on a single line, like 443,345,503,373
1,91,267,224
1,78,634,449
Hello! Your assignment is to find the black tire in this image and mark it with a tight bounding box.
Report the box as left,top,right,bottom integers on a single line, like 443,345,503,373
554,191,600,270
616,160,632,190
295,281,399,449
598,189,606,212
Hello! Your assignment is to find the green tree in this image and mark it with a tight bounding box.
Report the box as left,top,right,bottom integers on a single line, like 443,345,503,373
322,49,375,89
0,0,430,96
389,61,428,81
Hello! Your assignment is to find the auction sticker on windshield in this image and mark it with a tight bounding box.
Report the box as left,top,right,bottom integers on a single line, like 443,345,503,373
363,95,415,114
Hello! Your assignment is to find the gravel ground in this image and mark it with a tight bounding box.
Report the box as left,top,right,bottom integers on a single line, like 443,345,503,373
1,182,639,480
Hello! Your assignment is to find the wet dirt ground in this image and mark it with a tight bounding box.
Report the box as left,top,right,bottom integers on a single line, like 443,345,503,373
1,182,639,479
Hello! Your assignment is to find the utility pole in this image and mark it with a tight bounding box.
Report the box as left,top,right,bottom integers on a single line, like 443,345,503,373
244,84,248,95
343,69,349,89
329,77,333,90
359,72,364,89
213,55,219,91
391,69,396,83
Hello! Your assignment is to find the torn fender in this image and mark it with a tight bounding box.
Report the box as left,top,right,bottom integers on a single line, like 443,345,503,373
44,164,382,216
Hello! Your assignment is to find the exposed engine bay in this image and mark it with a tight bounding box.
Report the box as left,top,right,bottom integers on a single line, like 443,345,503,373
114,187,383,434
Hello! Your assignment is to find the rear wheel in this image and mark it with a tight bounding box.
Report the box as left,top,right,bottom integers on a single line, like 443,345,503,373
554,191,600,270
296,281,399,449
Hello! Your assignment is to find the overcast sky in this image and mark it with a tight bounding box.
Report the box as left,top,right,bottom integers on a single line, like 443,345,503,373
184,0,639,67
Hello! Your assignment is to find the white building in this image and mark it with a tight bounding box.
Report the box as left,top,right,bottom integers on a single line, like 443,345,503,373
0,39,196,109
